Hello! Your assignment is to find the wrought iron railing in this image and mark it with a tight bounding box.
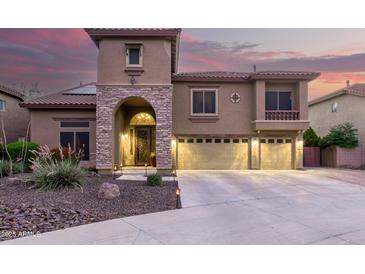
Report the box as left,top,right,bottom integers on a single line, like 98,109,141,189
265,110,300,120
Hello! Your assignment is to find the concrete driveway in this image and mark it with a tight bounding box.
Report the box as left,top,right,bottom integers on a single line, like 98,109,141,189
4,168,365,244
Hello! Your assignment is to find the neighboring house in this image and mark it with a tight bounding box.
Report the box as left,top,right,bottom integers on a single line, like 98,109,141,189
0,84,30,143
21,28,319,173
309,83,365,143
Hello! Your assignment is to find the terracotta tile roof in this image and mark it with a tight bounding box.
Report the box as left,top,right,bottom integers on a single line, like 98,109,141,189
173,70,320,82
250,70,320,80
0,83,25,100
20,83,96,109
84,28,181,73
309,83,365,106
172,71,251,81
344,83,365,95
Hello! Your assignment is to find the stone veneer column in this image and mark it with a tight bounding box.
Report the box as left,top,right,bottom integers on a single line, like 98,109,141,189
96,85,173,174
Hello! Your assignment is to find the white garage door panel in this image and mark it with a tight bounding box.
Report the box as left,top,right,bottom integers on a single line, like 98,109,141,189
178,143,248,170
261,143,292,170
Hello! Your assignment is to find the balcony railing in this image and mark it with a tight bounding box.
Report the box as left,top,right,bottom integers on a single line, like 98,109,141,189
265,110,300,120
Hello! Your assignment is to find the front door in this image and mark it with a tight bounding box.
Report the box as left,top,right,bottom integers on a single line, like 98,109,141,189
135,127,151,165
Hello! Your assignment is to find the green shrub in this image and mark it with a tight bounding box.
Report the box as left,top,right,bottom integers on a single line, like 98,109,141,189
6,141,39,162
30,146,86,190
320,122,359,149
0,160,22,177
303,127,321,147
147,173,162,186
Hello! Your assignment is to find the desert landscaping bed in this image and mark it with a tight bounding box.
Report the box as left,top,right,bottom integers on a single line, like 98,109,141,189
0,175,178,241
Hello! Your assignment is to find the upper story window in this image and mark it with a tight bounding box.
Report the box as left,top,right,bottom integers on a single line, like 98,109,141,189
125,44,143,67
265,91,292,111
331,102,338,113
0,100,6,112
191,89,218,115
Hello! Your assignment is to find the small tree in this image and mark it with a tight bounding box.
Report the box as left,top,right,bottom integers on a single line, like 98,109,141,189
321,122,358,148
303,127,321,147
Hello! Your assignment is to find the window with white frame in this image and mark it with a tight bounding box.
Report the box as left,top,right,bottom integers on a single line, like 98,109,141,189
125,44,143,67
0,100,6,112
331,102,338,113
191,89,217,115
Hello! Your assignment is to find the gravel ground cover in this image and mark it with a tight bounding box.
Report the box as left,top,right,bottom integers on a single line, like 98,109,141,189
0,174,178,241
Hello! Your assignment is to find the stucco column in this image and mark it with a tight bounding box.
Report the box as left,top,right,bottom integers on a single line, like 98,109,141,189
254,80,266,120
294,132,304,169
298,81,308,120
250,136,260,169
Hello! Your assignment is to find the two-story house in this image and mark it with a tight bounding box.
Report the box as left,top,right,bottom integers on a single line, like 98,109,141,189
21,28,319,174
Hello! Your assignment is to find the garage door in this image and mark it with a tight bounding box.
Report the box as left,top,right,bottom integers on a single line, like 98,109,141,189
260,138,293,170
177,138,249,170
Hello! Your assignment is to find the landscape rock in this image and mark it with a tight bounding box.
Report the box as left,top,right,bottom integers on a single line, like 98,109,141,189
7,177,22,184
97,182,120,199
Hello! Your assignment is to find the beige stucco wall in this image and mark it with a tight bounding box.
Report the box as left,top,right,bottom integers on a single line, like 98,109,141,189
30,109,96,165
172,82,254,135
98,38,172,85
0,93,30,143
309,94,365,143
173,80,307,136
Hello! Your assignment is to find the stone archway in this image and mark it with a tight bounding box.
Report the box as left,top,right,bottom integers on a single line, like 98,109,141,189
96,85,173,174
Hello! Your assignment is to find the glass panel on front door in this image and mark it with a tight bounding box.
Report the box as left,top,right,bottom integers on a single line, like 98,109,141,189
135,127,151,165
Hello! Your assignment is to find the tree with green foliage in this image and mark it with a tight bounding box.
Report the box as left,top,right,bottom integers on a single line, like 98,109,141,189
320,122,358,148
303,127,321,147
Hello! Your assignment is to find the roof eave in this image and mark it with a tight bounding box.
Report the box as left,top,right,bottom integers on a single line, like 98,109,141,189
20,103,96,109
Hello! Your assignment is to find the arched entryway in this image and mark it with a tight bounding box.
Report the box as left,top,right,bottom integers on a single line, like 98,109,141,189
114,96,157,167
96,85,173,174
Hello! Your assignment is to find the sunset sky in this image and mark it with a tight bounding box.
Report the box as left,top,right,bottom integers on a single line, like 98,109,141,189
1,28,365,100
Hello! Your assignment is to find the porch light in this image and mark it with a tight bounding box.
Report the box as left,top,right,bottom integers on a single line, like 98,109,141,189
145,162,148,177
176,187,181,209
113,164,118,179
124,133,128,139
171,139,176,147
172,169,176,182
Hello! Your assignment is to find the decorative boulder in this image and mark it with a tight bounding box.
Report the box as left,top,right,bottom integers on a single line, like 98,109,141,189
7,177,22,184
98,183,120,200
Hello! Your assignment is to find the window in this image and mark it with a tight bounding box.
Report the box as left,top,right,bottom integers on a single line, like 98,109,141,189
178,139,185,143
331,102,338,113
196,138,203,143
285,139,292,143
0,100,6,112
241,139,248,143
265,91,292,110
233,139,239,143
191,89,217,115
224,139,230,143
277,139,284,144
60,132,90,161
214,139,221,143
60,121,89,128
126,45,143,67
205,139,212,143
187,138,194,143
260,139,266,143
